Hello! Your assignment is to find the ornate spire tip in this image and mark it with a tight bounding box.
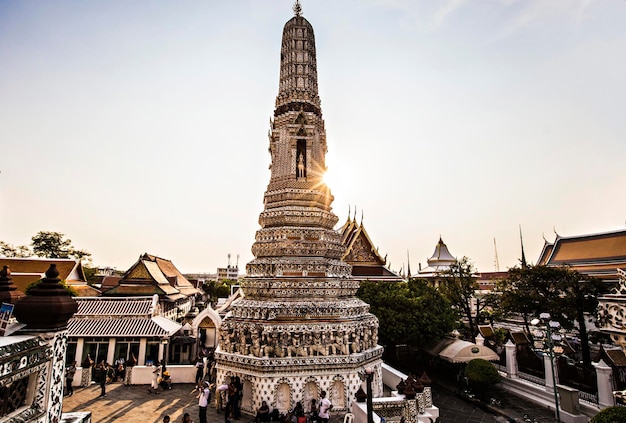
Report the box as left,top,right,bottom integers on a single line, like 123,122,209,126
293,0,302,17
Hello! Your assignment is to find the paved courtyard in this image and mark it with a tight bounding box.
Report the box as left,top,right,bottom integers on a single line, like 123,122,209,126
62,381,556,423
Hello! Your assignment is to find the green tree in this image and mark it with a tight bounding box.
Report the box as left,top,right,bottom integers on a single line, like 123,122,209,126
464,358,501,399
30,231,91,261
589,406,626,423
357,280,457,351
498,265,607,367
0,241,31,257
439,257,494,342
203,280,234,305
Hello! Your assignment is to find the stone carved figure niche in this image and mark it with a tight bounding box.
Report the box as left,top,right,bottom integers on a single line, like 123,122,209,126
296,139,306,179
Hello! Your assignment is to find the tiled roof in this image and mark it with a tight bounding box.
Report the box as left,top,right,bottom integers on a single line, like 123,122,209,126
74,297,155,317
549,231,626,263
541,230,626,264
68,317,178,337
478,325,495,338
0,257,83,280
0,257,85,292
104,284,165,296
69,297,181,337
428,237,456,264
99,276,122,290
340,217,399,280
71,285,102,297
112,253,201,300
510,332,530,345
604,348,626,367
537,243,554,265
537,230,626,282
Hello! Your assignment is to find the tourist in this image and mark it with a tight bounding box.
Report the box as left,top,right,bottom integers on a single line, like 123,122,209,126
81,354,94,387
159,370,173,390
255,400,270,423
114,356,125,381
65,360,76,396
125,352,136,385
318,391,332,423
106,362,115,383
228,376,239,419
198,380,211,423
290,401,304,423
149,361,161,393
308,399,318,423
95,361,107,397
182,412,194,423
194,356,204,387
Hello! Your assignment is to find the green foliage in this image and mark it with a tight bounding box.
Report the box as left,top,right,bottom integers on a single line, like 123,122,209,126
31,231,91,261
25,279,78,297
497,264,608,367
439,257,497,341
589,406,626,423
83,266,99,285
0,241,31,257
203,280,233,303
464,358,501,394
357,279,456,348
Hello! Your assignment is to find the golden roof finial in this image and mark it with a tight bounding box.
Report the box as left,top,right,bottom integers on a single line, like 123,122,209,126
293,0,302,17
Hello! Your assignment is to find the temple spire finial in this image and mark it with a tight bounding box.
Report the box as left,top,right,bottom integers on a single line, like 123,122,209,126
293,0,302,17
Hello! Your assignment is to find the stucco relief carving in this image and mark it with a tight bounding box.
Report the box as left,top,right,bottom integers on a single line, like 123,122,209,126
218,320,379,359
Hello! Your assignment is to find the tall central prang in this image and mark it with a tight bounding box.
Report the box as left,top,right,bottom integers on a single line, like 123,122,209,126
214,1,383,416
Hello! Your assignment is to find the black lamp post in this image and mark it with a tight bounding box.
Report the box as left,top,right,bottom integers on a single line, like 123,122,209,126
531,312,562,423
359,367,375,423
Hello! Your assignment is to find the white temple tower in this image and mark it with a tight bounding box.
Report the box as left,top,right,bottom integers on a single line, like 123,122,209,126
214,1,383,415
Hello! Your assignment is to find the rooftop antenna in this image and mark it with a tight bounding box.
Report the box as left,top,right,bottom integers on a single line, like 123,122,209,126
519,225,527,268
493,238,500,272
228,253,231,267
236,254,240,269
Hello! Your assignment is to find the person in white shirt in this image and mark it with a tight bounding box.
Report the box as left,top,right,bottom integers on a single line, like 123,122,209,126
198,381,211,423
318,391,332,423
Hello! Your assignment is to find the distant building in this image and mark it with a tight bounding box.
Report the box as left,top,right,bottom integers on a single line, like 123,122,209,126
217,265,239,281
102,253,202,321
416,237,457,287
67,295,182,367
216,253,240,281
0,256,100,296
537,228,626,283
339,213,402,282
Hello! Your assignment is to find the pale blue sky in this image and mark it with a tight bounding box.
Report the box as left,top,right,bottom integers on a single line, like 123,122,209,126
1,0,625,274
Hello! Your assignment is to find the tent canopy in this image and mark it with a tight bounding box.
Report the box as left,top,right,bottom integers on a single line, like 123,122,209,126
428,338,499,363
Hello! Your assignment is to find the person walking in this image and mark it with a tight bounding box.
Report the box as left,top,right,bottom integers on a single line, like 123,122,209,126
65,361,77,396
198,381,211,423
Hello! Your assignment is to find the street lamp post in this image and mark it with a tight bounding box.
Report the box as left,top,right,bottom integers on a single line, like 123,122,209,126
531,313,562,423
359,367,375,423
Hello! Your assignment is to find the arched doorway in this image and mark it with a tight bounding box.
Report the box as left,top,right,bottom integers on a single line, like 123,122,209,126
192,306,222,357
